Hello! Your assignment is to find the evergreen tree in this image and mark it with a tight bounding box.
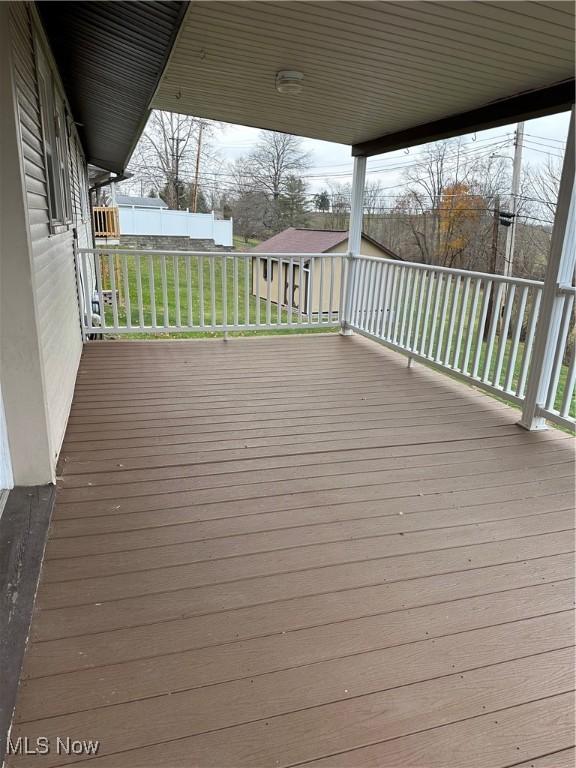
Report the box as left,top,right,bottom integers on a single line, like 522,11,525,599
313,190,330,212
274,175,309,230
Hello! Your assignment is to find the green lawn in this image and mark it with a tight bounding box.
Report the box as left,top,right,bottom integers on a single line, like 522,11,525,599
233,235,261,251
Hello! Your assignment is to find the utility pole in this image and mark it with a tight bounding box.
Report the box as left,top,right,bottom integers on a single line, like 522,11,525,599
490,196,500,274
503,122,525,278
192,122,204,213
169,135,181,209
485,196,501,339
174,135,180,209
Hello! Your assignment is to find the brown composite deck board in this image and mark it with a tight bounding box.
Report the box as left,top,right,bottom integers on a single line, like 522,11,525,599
19,555,574,680
8,334,575,768
61,430,567,476
54,440,570,491
513,749,576,768
16,585,574,721
41,509,574,584
44,492,574,561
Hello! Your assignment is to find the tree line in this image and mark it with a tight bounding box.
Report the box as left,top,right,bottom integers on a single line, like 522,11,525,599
119,111,561,280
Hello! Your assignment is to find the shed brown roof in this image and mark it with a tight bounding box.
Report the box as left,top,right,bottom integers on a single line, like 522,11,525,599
252,228,400,258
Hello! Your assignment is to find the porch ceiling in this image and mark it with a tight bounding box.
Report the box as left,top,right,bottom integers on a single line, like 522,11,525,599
153,0,575,154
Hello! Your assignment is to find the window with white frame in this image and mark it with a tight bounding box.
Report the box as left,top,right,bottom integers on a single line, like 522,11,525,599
35,40,72,230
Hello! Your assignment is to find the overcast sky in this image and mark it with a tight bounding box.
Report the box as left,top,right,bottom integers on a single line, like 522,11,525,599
211,111,571,197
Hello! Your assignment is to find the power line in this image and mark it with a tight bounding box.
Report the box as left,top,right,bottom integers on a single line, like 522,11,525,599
125,139,514,184
522,141,565,159
524,137,566,150
524,133,567,145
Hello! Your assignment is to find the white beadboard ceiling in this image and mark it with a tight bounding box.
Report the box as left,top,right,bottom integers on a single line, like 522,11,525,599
152,0,575,151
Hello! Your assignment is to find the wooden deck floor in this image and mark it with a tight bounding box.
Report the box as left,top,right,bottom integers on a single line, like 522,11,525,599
8,334,575,767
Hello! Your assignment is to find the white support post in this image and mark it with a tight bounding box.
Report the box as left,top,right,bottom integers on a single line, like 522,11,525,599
340,155,366,335
519,106,575,431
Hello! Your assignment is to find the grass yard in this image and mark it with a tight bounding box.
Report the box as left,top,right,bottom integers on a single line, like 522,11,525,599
233,235,262,251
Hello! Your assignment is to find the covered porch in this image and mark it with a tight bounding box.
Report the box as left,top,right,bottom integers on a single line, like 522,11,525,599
7,333,574,767
1,1,574,766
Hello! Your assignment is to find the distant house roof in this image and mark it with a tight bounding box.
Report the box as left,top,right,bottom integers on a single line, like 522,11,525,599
116,195,168,208
252,228,400,259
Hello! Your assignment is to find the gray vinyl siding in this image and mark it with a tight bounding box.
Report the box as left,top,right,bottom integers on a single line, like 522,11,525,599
9,2,90,466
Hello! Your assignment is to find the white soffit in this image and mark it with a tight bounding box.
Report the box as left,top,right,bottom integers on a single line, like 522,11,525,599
153,0,575,148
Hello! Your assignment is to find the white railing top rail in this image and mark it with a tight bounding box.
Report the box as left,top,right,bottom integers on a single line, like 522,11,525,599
352,255,546,289
79,248,549,287
78,248,338,259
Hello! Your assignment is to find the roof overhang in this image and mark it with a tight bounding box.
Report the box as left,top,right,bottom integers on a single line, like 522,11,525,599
352,79,575,156
35,1,188,174
153,0,575,155
35,1,575,167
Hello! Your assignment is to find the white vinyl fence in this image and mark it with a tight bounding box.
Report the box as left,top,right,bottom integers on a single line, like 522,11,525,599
118,207,233,246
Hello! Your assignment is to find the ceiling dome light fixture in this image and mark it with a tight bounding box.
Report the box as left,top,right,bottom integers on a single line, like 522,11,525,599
275,70,304,95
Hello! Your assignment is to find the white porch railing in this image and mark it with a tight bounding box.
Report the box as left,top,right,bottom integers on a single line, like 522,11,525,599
76,248,343,335
348,257,543,404
76,247,574,431
346,256,574,431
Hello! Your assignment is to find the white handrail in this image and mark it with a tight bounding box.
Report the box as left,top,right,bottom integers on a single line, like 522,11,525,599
77,248,343,336
347,256,553,411
75,246,575,431
350,255,544,288
77,248,331,259
347,254,574,430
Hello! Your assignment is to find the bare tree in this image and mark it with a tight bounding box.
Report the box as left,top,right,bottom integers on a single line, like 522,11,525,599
394,191,436,264
525,156,562,224
241,131,311,199
228,131,312,236
232,191,270,244
402,138,474,262
326,181,351,229
395,140,513,269
123,111,219,209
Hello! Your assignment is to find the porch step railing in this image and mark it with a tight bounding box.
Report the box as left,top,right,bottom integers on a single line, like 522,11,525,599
93,207,120,238
76,248,343,335
346,256,575,431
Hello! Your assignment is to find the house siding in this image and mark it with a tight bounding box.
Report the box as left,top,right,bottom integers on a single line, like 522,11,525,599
5,2,90,481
